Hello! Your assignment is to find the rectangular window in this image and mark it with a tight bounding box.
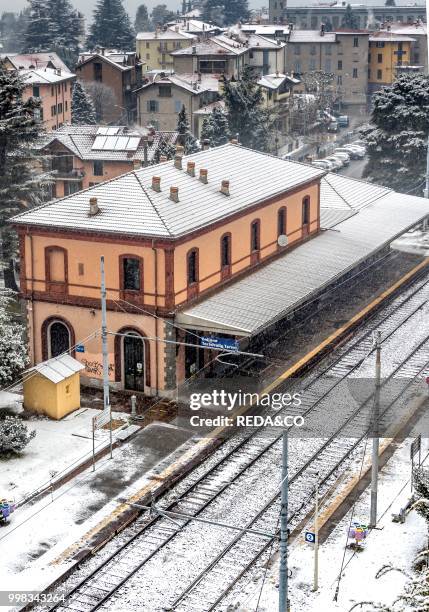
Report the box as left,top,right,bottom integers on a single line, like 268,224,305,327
187,250,198,285
325,59,331,72
146,42,150,49
57,102,63,114
174,100,182,113
310,45,317,55
278,208,286,237
309,59,316,71
51,105,56,116
51,85,54,96
146,53,150,60
337,60,342,70
368,68,371,79
377,53,383,63
93,160,104,176
65,101,68,111
94,62,103,82
123,258,141,291
147,100,159,112
158,85,172,97
251,221,260,252
352,68,358,78
376,41,385,48
64,81,67,92
294,61,301,73
294,44,301,55
325,44,332,55
221,235,231,267
377,69,383,80
337,75,342,85
302,197,310,225
353,37,359,48
78,263,84,276
33,85,40,97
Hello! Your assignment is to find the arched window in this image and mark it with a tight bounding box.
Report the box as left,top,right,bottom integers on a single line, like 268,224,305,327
48,321,71,358
220,233,232,280
278,207,287,237
187,249,198,285
302,196,311,225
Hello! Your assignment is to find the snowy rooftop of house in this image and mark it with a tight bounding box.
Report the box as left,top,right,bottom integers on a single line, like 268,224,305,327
12,144,325,238
77,51,141,71
21,67,75,85
369,32,416,42
167,18,222,34
289,30,337,43
177,176,429,336
258,73,300,90
136,29,195,41
379,21,426,35
170,36,249,57
193,100,226,115
37,125,178,162
0,52,71,73
138,73,220,94
240,24,291,36
27,354,84,384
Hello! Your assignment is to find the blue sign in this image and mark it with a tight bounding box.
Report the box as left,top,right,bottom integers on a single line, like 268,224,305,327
76,345,85,353
305,531,315,544
201,337,239,352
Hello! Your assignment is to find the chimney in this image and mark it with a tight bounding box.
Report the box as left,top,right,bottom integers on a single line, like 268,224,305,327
320,23,325,36
160,155,168,162
202,139,210,150
176,144,185,156
199,168,208,183
230,138,238,145
89,197,99,216
187,161,196,176
192,44,197,54
152,176,161,192
170,186,179,202
174,154,183,170
220,180,230,196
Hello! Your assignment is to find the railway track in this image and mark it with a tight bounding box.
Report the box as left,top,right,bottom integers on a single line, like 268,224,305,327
42,271,429,612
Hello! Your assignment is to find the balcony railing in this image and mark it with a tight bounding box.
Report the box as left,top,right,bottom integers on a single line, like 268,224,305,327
53,167,85,180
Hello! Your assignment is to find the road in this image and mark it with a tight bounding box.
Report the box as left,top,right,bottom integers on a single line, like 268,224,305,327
338,157,367,179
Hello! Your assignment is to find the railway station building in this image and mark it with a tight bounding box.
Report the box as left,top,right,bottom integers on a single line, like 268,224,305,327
12,144,429,397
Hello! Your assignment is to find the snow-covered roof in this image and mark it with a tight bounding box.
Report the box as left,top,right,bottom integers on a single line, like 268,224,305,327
369,32,416,42
193,100,226,115
136,29,195,41
27,354,84,384
77,51,141,71
289,30,337,43
1,52,71,73
171,36,249,57
12,144,324,239
380,21,427,36
240,24,291,36
138,73,220,95
21,67,75,85
37,125,178,163
258,73,300,90
167,19,222,35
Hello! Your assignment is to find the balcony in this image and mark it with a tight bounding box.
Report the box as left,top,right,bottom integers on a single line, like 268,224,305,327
52,167,85,181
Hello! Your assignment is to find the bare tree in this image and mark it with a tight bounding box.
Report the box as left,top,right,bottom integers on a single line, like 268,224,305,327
83,81,117,122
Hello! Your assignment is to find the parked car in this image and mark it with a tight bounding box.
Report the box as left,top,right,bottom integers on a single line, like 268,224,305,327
327,121,338,133
337,115,349,127
312,159,335,171
343,145,366,159
325,155,344,170
333,150,351,165
352,139,366,147
336,146,361,160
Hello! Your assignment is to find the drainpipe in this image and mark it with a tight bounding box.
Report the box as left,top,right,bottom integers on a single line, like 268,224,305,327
152,239,159,396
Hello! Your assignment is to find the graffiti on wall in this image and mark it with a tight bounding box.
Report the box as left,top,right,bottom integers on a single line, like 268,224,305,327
82,359,114,376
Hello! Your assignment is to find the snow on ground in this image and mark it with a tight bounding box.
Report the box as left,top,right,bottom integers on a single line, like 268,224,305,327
0,398,127,503
239,437,429,612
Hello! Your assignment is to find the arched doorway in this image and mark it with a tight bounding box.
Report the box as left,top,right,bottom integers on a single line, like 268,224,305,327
123,333,145,392
48,321,71,358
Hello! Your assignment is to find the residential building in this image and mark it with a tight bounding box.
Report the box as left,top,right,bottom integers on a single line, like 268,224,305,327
240,23,291,41
368,31,415,92
37,125,179,198
136,29,195,72
270,1,426,30
258,72,301,148
170,36,250,79
13,144,323,395
75,51,144,124
166,18,223,38
0,52,75,131
379,21,427,71
136,73,220,133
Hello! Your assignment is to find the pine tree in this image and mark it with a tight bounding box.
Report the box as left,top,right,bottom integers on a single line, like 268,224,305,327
362,73,429,193
48,0,81,67
385,0,396,6
71,81,96,124
0,67,48,261
222,67,273,152
151,4,176,27
341,4,359,29
0,291,28,387
24,0,54,52
153,137,176,163
202,0,249,26
200,117,214,144
0,416,35,456
177,105,200,154
87,0,135,51
135,4,152,32
201,106,229,147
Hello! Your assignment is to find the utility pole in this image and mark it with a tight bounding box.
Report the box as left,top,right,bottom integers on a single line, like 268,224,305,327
100,256,112,459
313,472,319,592
370,330,381,528
279,428,289,612
425,0,429,199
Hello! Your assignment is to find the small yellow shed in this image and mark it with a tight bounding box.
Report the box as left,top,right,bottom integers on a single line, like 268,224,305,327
23,354,85,420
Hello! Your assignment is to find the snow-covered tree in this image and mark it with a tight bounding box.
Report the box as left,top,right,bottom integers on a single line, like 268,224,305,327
177,106,200,154
201,106,229,147
135,4,152,32
87,0,135,51
0,291,28,387
47,0,81,67
24,0,53,52
342,4,359,29
222,67,273,152
153,137,176,163
361,74,429,193
0,416,35,456
0,66,47,261
71,81,96,124
202,0,249,25
0,11,29,53
151,4,176,27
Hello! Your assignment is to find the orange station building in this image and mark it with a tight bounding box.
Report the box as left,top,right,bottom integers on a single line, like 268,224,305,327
12,144,429,397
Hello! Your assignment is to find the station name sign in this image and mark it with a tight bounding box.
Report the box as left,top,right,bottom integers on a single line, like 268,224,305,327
201,336,239,352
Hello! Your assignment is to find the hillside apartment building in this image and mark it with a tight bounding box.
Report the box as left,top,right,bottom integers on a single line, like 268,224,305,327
12,145,429,397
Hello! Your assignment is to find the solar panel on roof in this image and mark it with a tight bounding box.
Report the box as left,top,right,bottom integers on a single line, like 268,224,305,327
92,136,107,149
115,136,130,150
126,137,141,151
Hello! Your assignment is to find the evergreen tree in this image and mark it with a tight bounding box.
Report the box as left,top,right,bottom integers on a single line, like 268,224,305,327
48,0,81,67
222,67,273,152
385,0,396,6
153,137,176,163
0,291,28,388
135,4,152,32
341,4,359,29
0,11,29,53
362,73,429,193
201,106,229,146
0,67,47,261
87,0,135,51
200,117,214,144
71,81,96,124
202,0,249,26
24,0,54,52
177,105,200,153
151,4,176,27
0,416,35,456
